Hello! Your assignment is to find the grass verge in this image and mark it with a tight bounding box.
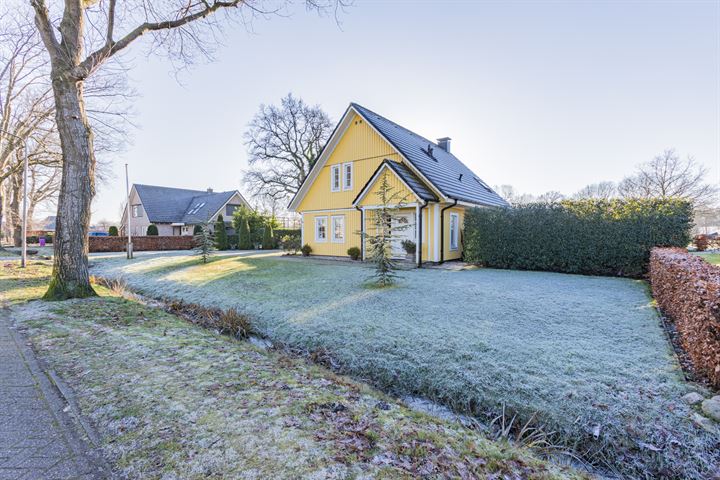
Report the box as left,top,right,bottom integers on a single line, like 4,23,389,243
1,262,582,479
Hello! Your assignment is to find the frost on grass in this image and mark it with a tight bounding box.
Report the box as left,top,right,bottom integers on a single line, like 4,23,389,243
9,282,579,479
90,252,720,477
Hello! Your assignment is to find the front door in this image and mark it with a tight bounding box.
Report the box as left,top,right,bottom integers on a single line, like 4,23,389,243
391,213,415,258
173,226,181,236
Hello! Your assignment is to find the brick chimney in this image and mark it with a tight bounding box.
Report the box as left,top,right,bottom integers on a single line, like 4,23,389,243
207,188,213,193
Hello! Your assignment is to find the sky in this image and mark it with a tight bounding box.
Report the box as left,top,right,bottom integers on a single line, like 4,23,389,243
82,0,719,223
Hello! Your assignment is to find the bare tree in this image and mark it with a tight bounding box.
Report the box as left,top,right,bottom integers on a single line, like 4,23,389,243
244,93,333,204
536,190,564,203
573,181,617,200
618,149,718,208
27,1,348,299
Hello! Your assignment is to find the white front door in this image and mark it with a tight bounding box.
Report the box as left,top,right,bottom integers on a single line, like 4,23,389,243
391,213,416,258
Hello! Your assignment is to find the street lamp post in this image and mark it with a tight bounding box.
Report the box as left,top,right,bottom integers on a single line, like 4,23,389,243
1,130,29,268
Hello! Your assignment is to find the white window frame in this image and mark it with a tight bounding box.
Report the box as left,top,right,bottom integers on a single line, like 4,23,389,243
449,212,459,251
330,164,341,192
331,215,345,243
342,162,353,191
315,216,328,242
132,204,142,218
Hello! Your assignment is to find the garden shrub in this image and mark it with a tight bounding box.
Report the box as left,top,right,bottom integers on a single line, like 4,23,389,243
274,228,300,239
193,224,203,235
108,226,119,236
347,246,361,260
26,235,53,244
280,234,300,254
227,234,238,249
301,243,312,257
650,248,720,388
694,234,709,252
261,223,274,249
401,240,416,255
463,198,693,277
146,224,159,236
214,214,229,250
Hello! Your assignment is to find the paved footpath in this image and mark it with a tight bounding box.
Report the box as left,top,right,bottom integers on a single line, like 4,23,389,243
0,310,107,479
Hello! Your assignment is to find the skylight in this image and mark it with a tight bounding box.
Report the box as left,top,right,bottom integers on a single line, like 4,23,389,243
186,202,206,215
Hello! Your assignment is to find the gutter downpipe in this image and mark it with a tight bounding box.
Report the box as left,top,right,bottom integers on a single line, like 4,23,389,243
355,205,364,260
439,199,458,264
418,200,428,268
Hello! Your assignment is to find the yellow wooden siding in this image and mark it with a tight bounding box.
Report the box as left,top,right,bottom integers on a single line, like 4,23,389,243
297,113,401,212
302,210,361,257
443,206,466,261
357,169,417,207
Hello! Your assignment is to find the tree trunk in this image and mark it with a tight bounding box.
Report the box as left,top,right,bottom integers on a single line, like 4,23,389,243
9,174,21,248
44,77,96,299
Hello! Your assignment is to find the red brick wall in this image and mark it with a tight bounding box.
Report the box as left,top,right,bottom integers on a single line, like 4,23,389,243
89,236,195,252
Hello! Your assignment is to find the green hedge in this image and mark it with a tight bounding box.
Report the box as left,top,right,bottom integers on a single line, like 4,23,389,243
26,235,53,244
463,199,693,277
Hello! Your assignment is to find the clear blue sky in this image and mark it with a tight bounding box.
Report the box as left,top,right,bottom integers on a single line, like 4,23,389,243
90,0,720,222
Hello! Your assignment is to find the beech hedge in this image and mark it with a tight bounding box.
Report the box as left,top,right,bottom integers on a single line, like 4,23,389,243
463,199,692,277
650,248,720,388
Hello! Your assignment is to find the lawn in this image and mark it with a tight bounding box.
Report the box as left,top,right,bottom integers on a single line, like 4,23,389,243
695,252,720,265
0,262,579,480
90,251,719,478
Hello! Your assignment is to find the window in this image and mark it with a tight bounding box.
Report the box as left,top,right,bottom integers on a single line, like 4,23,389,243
449,213,459,251
226,204,240,216
315,216,328,242
330,165,341,192
342,162,353,191
331,215,345,243
132,205,142,218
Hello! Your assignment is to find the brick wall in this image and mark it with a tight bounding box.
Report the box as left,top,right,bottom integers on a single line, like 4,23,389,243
89,236,195,253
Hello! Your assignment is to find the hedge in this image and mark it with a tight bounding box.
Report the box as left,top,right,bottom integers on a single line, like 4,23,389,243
26,235,53,244
463,198,692,277
650,248,720,388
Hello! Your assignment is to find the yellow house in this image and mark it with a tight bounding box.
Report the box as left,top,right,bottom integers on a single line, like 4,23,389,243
288,103,509,265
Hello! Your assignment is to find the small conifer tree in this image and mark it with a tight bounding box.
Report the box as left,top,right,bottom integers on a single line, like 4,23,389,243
238,217,252,249
108,226,118,236
194,223,215,263
262,221,274,249
214,214,229,250
361,171,409,287
193,224,203,235
146,224,159,236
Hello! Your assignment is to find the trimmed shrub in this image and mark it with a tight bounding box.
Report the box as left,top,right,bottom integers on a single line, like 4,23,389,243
193,224,203,235
274,228,300,239
301,243,312,257
694,234,709,252
650,248,720,388
347,246,361,260
26,235,53,244
227,234,238,249
214,214,229,250
262,223,274,249
146,224,159,236
108,226,119,236
237,217,252,250
463,199,693,277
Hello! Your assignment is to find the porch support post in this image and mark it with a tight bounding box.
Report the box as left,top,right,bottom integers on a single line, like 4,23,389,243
415,204,420,266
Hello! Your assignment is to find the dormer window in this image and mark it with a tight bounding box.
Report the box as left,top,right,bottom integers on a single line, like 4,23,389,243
330,165,341,192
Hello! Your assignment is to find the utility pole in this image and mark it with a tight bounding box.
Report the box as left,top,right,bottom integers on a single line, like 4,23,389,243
1,130,28,268
125,163,133,259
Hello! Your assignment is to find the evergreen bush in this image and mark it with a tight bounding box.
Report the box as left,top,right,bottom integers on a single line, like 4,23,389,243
463,198,693,277
193,223,215,263
146,224,159,236
347,246,361,260
262,222,274,249
193,224,203,235
108,226,119,236
214,214,229,250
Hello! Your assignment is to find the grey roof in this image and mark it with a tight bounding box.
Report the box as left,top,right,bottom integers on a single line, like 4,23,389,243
351,103,510,207
134,184,240,224
384,160,438,201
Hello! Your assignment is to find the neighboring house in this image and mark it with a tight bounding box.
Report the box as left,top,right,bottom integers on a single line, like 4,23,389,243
288,103,509,265
120,184,249,236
